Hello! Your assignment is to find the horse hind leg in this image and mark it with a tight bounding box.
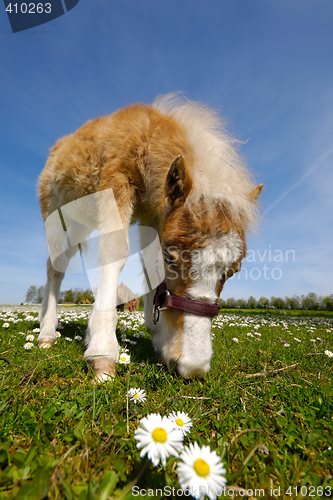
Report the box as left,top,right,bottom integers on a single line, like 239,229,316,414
38,235,86,348
38,257,67,348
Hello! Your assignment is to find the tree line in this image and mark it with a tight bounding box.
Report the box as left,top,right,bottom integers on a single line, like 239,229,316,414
25,286,95,305
219,292,333,311
24,287,333,311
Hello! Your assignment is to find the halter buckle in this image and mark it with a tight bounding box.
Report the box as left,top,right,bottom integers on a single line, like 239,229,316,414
152,290,170,324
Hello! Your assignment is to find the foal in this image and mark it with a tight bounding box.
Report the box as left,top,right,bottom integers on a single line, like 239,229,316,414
38,94,262,380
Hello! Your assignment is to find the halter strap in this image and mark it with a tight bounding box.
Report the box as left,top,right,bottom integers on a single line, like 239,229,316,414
153,281,220,324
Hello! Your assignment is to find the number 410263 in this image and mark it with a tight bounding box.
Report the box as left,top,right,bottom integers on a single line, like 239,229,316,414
286,485,331,497
6,3,52,14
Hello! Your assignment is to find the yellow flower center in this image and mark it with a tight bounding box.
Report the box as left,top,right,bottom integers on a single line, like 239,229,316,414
194,458,210,477
134,393,140,398
120,356,126,361
152,427,167,443
175,418,184,427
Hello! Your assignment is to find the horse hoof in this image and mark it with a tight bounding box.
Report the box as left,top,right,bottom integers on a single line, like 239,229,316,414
87,357,116,383
38,337,55,348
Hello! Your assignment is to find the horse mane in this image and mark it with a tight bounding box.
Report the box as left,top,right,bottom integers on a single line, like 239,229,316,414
153,93,260,232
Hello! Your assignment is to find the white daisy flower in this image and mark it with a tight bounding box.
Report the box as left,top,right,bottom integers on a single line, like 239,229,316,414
118,352,130,364
56,331,61,338
254,332,261,336
294,338,301,342
74,335,82,341
284,343,290,347
128,388,147,404
26,334,34,341
32,328,40,333
324,350,333,358
134,413,183,467
232,338,239,343
247,332,254,337
65,337,72,341
168,411,192,436
2,323,9,328
24,342,34,350
177,442,227,500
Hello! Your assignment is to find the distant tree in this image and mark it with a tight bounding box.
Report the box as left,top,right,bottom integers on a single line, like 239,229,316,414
270,296,285,309
77,288,94,304
36,286,45,303
247,296,257,309
257,296,268,309
323,294,333,311
63,289,75,303
226,297,237,309
74,287,85,304
25,285,37,304
236,298,247,309
218,298,227,308
301,293,320,310
285,295,301,310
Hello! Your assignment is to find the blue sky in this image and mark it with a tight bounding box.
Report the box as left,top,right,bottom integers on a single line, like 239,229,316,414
0,0,332,304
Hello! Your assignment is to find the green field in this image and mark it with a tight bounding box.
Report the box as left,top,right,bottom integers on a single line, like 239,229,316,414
0,306,332,499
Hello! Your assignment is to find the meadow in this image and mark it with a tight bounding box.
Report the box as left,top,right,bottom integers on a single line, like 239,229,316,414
0,305,332,499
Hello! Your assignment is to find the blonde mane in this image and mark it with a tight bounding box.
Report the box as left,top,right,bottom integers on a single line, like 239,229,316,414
153,93,260,231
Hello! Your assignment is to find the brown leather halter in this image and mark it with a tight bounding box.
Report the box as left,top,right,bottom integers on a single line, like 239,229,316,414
153,281,221,324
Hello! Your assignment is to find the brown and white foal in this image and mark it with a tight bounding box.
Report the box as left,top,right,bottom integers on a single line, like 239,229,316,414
37,94,262,381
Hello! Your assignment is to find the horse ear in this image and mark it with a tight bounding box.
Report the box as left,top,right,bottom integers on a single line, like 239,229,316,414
165,156,192,207
248,183,263,201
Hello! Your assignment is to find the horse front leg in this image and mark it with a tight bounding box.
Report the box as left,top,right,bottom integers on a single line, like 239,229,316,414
84,257,128,381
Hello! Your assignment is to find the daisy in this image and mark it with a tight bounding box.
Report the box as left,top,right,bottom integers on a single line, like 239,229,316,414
32,328,40,333
247,332,254,337
26,334,34,341
232,338,239,343
56,331,61,338
65,337,73,341
168,411,192,436
2,323,9,328
128,388,147,404
24,342,34,350
177,442,227,500
134,413,183,467
324,350,333,358
74,335,82,341
118,352,130,364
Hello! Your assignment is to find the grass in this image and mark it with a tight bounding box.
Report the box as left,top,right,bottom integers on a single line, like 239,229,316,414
0,305,332,499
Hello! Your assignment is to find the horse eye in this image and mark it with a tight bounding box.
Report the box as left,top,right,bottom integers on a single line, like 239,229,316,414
162,248,177,266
